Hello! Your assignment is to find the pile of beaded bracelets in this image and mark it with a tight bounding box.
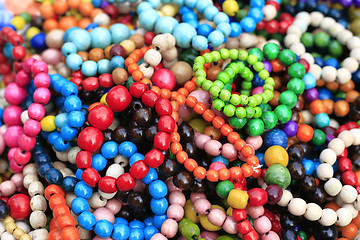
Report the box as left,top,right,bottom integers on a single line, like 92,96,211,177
284,11,360,85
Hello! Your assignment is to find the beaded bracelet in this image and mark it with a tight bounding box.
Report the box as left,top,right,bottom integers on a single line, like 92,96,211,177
1,216,32,240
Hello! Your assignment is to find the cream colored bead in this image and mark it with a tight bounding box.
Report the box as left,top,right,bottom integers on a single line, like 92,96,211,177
350,48,360,61
67,146,80,164
30,195,47,212
304,203,322,221
13,228,25,239
114,155,129,167
88,192,107,209
338,131,354,147
336,194,345,207
1,232,15,240
19,234,31,240
28,181,44,197
342,57,359,73
317,163,333,181
139,63,154,79
66,193,76,208
225,38,240,49
144,49,162,66
262,4,277,21
292,20,307,32
162,47,178,62
337,29,353,45
288,198,307,216
6,222,17,233
300,110,314,125
328,138,345,156
284,34,300,48
93,13,110,26
309,65,322,80
78,226,92,240
71,211,78,225
163,33,176,49
29,229,48,240
14,222,30,234
106,164,124,178
23,174,38,189
329,119,339,129
22,163,37,176
324,178,342,196
346,36,360,50
0,222,5,236
120,40,136,55
321,66,337,82
152,34,169,53
336,208,352,226
60,168,74,178
286,25,303,37
318,208,337,226
310,11,324,27
99,190,117,200
300,53,314,65
52,161,66,170
319,149,337,165
213,43,226,52
342,203,358,219
329,23,344,38
353,195,360,211
109,118,119,131
4,216,14,224
239,33,258,48
350,129,360,145
296,11,311,23
21,111,29,125
277,190,293,207
290,43,305,56
336,68,351,84
30,211,47,229
339,185,358,204
320,17,336,31
0,159,8,174
55,150,68,161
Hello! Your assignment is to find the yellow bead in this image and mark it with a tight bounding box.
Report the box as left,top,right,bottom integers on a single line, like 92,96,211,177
20,234,32,240
26,27,41,41
226,207,233,216
120,40,136,55
13,228,25,239
100,93,108,106
160,4,177,17
6,222,17,234
227,189,248,209
264,145,289,167
199,205,224,231
40,116,56,132
11,16,26,31
184,200,199,224
189,118,207,133
4,216,14,224
222,0,239,17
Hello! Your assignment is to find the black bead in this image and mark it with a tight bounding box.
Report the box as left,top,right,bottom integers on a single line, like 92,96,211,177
313,223,338,240
158,158,178,179
103,129,113,143
183,141,198,159
281,228,298,240
112,126,128,144
133,108,153,127
287,144,304,162
298,175,317,192
116,205,133,222
178,123,194,142
288,161,305,180
173,171,194,191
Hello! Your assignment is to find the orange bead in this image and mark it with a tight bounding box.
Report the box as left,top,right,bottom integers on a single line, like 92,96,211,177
324,202,341,212
53,0,69,15
193,166,206,180
171,112,179,122
227,132,240,144
56,214,76,229
88,102,102,112
351,212,360,227
170,142,182,155
251,168,262,178
246,155,259,166
45,185,65,200
323,99,334,115
206,169,219,182
242,164,254,178
338,238,349,240
59,16,78,31
125,57,136,67
49,218,58,231
176,95,186,106
296,124,314,142
184,158,198,172
193,102,206,114
90,9,103,20
40,4,55,19
49,194,66,210
48,230,62,240
309,99,326,115
78,18,92,29
176,151,188,164
170,132,180,142
140,78,152,87
151,86,161,96
132,70,144,82
220,124,233,137
127,63,139,74
309,236,315,240
161,89,172,99
184,81,196,93
53,204,70,219
234,139,246,151
212,116,225,129
200,49,210,55
241,145,255,158
177,88,189,97
204,126,221,140
43,19,59,32
61,227,79,240
218,168,230,181
68,0,81,9
229,166,243,180
202,109,215,122
186,96,198,108
171,101,179,112
270,59,285,72
334,100,350,117
341,223,358,240
171,91,179,100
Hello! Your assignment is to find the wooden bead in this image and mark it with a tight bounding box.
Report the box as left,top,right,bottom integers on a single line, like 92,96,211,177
304,203,322,221
339,185,358,204
328,138,345,156
106,164,125,178
316,163,333,181
338,131,354,147
144,49,162,67
112,67,128,85
78,226,92,240
353,195,360,211
30,195,47,212
6,222,17,234
52,161,66,170
114,155,129,167
4,216,15,224
288,198,307,216
23,174,39,189
324,178,342,197
2,232,15,240
350,129,360,145
14,222,30,234
19,234,32,240
28,181,44,197
336,208,352,226
99,190,117,200
0,221,5,236
152,35,169,53
319,149,337,165
22,163,37,176
162,47,177,62
67,147,81,164
13,228,25,239
319,208,337,226
342,203,358,219
30,211,47,229
88,192,107,209
163,33,176,49
29,229,48,240
139,63,154,79
66,193,76,208
277,190,293,207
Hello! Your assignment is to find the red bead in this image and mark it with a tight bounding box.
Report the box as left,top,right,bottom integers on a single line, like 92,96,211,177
1,27,13,40
13,148,31,165
116,173,136,191
77,127,103,153
336,125,350,136
356,185,360,194
7,194,31,220
278,20,292,34
155,98,172,116
153,63,163,72
232,209,247,222
265,20,279,34
88,104,114,131
70,77,83,91
151,69,176,91
141,90,160,108
99,74,114,88
158,115,175,133
338,148,348,158
72,70,83,78
10,34,24,46
247,188,268,206
130,82,148,98
154,132,170,151
298,58,310,73
144,149,164,168
345,122,359,129
338,157,352,172
130,160,150,180
76,151,92,169
256,20,265,30
0,62,11,74
98,176,117,193
263,210,276,222
237,220,253,235
12,46,26,61
82,168,100,187
271,219,281,233
243,229,259,240
103,4,118,19
106,85,132,112
144,32,155,46
342,170,358,186
0,52,6,63
82,77,99,91
266,0,280,10
279,13,293,22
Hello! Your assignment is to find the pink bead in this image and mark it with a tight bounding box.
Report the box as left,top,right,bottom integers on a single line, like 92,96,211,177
252,87,263,95
9,158,25,173
34,73,51,88
165,177,181,193
177,104,192,120
222,216,237,234
194,198,211,215
221,143,237,159
41,49,62,66
5,83,27,105
18,134,36,151
151,233,168,240
253,216,272,234
190,192,206,203
200,231,219,240
161,219,178,238
15,70,31,87
0,125,8,135
261,231,280,240
105,199,122,215
133,180,145,192
31,61,48,75
10,173,24,188
169,191,186,207
208,208,226,226
3,105,22,126
151,69,176,91
0,135,5,155
189,90,211,109
194,134,211,150
166,204,184,221
0,180,16,196
246,136,263,151
4,126,23,147
209,162,226,171
23,58,36,74
28,103,46,121
23,119,41,137
247,206,265,219
13,148,31,165
93,207,115,224
33,87,51,105
204,140,222,156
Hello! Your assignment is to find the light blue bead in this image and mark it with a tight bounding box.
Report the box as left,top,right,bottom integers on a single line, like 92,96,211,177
62,42,77,57
208,30,224,48
142,168,158,185
154,16,178,34
148,0,161,7
184,0,197,9
195,0,211,13
213,12,230,25
137,2,153,14
149,180,167,199
204,6,219,21
129,153,145,166
150,198,168,215
71,197,89,215
230,22,242,37
92,154,107,172
90,27,112,49
76,169,83,181
67,29,91,51
173,23,197,48
61,82,78,97
212,155,229,167
182,12,197,22
74,181,93,199
315,113,330,128
143,226,158,240
60,124,78,141
180,6,191,15
250,0,265,8
81,60,98,77
216,22,231,38
172,0,184,6
248,7,264,23
139,9,160,31
66,53,83,71
98,59,111,74
55,113,68,129
302,158,315,175
2,43,13,59
192,35,208,51
68,110,85,128
303,73,316,90
110,56,125,70
241,17,256,32
130,220,145,229
101,141,119,159
113,224,131,240
94,220,114,238
63,27,80,42
78,211,96,231
110,24,131,44
186,20,199,29
162,0,171,3
129,228,145,240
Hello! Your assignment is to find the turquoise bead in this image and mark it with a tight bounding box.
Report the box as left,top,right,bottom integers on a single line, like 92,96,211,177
155,16,179,33
66,53,83,71
110,24,131,44
173,23,197,48
139,9,160,31
81,61,98,77
67,29,91,51
90,28,111,49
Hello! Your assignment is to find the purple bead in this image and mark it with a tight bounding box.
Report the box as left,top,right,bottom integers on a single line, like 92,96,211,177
339,0,353,7
303,88,318,102
282,120,298,137
326,134,335,143
355,0,360,6
100,1,110,9
263,61,272,73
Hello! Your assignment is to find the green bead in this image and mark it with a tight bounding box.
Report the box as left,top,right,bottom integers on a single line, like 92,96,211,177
297,231,307,240
246,107,255,118
259,103,272,113
248,48,264,61
213,80,225,89
229,116,247,129
314,32,330,48
193,62,204,71
19,12,32,23
219,90,231,102
194,56,205,65
260,93,269,103
211,51,221,62
216,236,235,240
179,218,192,231
224,104,236,117
335,92,346,99
246,119,265,136
216,180,235,198
263,84,274,91
202,53,213,63
225,68,236,79
279,90,297,109
258,69,270,80
265,164,291,189
253,94,263,105
288,63,305,78
238,50,248,61
228,63,240,73
220,49,230,59
278,49,296,66
311,129,326,146
241,81,252,90
209,85,221,97
181,223,201,240
179,47,199,66
245,71,254,82
274,105,292,124
311,52,321,58
253,62,264,72
235,107,246,119
240,90,250,96
236,9,248,20
240,95,249,105
213,99,225,111
196,76,206,87
236,62,245,72
271,32,284,43
300,32,314,48
125,76,134,90
253,107,262,118
196,70,206,78
287,78,305,96
230,94,241,106
263,42,280,60
329,40,343,57
224,81,232,91
247,54,258,65
248,96,257,107
218,72,231,83
202,80,213,91
229,49,239,60
240,67,251,79
263,90,273,101
261,111,278,129
264,77,275,87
